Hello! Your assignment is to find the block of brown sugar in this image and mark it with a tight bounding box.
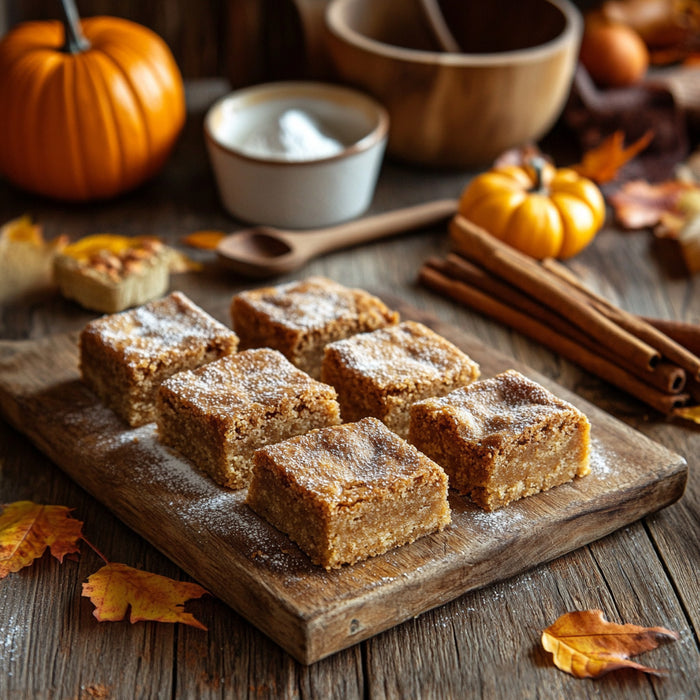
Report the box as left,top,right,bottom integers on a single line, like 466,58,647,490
246,417,451,570
230,276,399,378
156,348,341,489
321,320,480,437
408,369,591,511
79,291,238,427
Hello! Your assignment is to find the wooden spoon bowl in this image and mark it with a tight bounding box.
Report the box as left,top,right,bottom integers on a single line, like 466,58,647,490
217,199,457,277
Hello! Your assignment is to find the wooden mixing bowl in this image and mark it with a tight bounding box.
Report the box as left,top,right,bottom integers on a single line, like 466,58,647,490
324,0,582,168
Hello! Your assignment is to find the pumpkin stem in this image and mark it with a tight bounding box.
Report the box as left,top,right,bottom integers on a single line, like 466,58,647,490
60,0,90,54
529,156,548,195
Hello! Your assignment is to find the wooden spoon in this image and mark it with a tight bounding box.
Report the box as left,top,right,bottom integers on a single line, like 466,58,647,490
216,199,457,278
417,0,461,52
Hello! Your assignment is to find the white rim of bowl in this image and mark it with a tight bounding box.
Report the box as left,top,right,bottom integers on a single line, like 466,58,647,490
325,0,583,66
203,81,390,166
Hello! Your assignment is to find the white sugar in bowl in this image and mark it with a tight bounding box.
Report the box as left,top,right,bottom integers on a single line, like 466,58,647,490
204,82,389,229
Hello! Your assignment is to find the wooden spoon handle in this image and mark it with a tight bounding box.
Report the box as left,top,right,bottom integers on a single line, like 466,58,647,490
292,199,458,256
418,0,461,52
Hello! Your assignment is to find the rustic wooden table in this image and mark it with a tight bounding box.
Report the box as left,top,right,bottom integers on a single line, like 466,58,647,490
1,80,698,699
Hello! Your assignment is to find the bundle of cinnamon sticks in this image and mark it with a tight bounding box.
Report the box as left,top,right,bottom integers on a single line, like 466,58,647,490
419,215,700,415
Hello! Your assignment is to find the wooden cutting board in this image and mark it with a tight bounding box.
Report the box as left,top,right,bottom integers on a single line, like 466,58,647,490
0,299,687,665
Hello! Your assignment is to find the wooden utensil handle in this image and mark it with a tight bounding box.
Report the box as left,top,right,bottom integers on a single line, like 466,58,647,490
298,199,457,256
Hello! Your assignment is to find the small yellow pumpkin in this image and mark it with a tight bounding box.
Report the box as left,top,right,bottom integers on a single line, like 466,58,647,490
458,158,606,259
0,2,185,202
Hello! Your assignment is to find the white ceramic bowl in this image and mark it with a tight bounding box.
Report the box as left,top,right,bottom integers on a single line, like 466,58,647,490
204,81,389,228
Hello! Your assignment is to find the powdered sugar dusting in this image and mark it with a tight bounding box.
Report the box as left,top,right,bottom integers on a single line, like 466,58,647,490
161,348,333,416
89,422,310,575
329,321,478,388
258,417,441,504
588,433,612,477
85,291,235,359
95,424,211,495
179,492,308,576
0,605,23,673
465,502,526,531
236,277,380,330
420,369,584,437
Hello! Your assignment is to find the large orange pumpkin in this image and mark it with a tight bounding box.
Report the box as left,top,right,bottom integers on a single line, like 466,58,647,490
0,10,185,201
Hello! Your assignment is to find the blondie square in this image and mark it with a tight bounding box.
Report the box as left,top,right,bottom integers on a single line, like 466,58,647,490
246,417,451,569
230,276,399,378
408,370,591,511
156,348,341,489
321,321,480,437
55,234,170,313
79,291,238,427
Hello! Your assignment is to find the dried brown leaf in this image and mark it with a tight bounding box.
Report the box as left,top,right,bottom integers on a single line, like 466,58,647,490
609,179,697,229
541,609,679,679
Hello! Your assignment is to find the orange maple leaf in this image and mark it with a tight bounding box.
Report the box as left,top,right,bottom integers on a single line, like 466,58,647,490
181,230,225,250
541,609,679,679
0,500,83,579
571,130,654,184
82,562,209,630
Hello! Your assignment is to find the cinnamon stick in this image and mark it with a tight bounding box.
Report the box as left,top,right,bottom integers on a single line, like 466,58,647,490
430,255,686,395
541,257,700,380
642,317,700,358
419,264,690,414
449,215,661,372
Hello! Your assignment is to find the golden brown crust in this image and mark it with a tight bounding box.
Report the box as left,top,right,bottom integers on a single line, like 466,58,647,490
156,348,341,489
79,291,239,427
321,321,480,436
230,276,399,378
408,370,591,511
247,417,451,569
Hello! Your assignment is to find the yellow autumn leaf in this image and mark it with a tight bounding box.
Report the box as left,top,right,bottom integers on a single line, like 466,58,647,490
3,214,43,244
0,216,68,303
0,501,83,578
82,562,208,630
673,404,700,423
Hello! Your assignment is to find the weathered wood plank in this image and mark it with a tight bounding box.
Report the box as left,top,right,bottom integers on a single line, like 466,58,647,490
359,525,700,699
0,420,178,700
